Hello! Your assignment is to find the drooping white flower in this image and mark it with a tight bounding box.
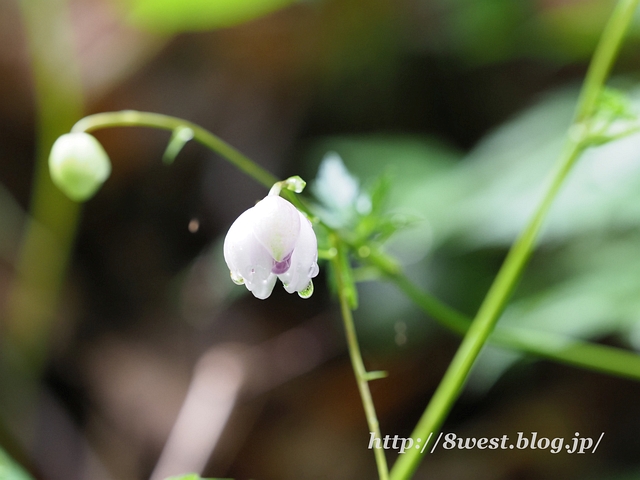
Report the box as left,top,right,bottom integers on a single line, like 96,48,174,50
223,193,319,299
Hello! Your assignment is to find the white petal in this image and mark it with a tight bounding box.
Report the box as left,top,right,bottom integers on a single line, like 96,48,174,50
248,273,277,300
251,196,300,261
223,208,277,298
278,212,319,294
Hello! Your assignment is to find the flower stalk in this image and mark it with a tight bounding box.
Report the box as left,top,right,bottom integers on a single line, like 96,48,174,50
330,233,389,480
390,1,640,478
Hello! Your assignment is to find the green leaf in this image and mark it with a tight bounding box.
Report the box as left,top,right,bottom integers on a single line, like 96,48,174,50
118,0,298,33
596,87,635,118
164,474,233,480
310,152,369,229
581,86,640,146
0,447,34,480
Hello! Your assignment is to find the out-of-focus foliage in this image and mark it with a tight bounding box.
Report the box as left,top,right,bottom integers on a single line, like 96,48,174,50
434,0,627,63
115,0,298,32
305,139,463,349
0,185,24,264
0,448,33,480
305,83,640,379
431,84,640,355
5,0,640,477
311,152,371,229
165,474,231,480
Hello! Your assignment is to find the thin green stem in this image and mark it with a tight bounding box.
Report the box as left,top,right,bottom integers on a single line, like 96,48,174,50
390,1,640,478
376,260,467,336
330,234,389,480
370,255,640,381
491,326,640,380
72,111,278,190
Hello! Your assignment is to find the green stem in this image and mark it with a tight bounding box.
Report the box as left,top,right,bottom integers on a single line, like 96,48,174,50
330,234,389,480
390,1,640,478
72,111,279,190
372,256,640,381
574,0,640,123
491,326,640,380
7,0,84,370
72,111,324,222
380,263,467,336
2,0,84,463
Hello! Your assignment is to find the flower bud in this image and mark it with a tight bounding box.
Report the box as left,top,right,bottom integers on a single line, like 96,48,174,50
223,194,319,299
49,132,112,202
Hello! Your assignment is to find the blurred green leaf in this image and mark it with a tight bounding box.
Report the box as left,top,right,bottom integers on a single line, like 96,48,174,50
0,448,33,480
306,135,461,269
409,84,640,386
597,87,635,119
164,474,232,480
390,86,640,249
533,0,617,60
448,0,525,63
307,86,640,386
0,183,25,264
118,0,297,33
584,87,640,146
310,152,370,229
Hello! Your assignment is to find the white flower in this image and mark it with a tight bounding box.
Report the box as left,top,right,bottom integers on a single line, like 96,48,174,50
223,194,319,299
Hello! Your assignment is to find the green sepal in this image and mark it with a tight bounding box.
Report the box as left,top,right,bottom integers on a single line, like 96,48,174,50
162,126,194,165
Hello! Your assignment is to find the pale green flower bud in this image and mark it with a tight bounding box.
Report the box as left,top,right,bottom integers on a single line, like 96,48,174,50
49,132,112,202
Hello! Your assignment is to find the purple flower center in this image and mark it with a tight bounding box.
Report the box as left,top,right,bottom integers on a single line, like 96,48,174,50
271,252,293,274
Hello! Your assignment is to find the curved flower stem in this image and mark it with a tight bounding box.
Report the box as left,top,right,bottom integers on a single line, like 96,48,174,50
390,1,640,478
72,111,279,190
330,234,389,480
71,111,322,229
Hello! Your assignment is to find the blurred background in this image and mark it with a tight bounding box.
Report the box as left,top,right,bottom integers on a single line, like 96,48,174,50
3,0,640,478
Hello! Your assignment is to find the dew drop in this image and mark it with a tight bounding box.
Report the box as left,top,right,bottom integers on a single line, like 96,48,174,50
298,280,314,299
230,271,245,285
284,175,306,193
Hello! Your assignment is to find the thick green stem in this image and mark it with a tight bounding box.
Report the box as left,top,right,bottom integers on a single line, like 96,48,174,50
330,234,389,480
390,1,640,478
1,0,85,463
574,0,640,123
390,143,584,479
7,0,84,371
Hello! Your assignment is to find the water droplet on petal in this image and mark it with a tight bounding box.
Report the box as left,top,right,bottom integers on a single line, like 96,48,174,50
230,271,245,285
298,280,314,299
